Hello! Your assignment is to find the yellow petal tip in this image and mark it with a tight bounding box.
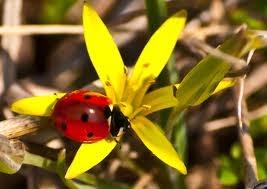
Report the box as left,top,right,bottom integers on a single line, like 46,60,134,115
178,162,187,175
10,93,65,116
169,155,187,175
64,169,76,180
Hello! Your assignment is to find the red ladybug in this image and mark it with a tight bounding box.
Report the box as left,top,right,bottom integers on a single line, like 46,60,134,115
52,90,130,143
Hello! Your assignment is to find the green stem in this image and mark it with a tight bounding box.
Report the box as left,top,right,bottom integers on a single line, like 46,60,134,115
23,151,130,189
145,0,167,33
145,0,171,90
23,151,57,172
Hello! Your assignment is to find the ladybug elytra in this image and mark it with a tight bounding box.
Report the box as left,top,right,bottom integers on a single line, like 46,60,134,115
52,90,130,143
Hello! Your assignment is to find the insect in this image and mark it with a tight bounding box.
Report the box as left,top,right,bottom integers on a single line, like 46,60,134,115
52,90,130,143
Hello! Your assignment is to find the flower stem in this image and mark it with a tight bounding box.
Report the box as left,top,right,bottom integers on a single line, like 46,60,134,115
23,151,130,189
145,0,167,33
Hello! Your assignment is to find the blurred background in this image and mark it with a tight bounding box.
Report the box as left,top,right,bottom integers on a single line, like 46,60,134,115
0,0,267,188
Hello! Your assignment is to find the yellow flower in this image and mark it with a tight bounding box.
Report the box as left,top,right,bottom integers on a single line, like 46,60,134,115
12,3,188,179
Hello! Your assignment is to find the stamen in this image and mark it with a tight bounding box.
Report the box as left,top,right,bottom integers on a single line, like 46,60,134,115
141,104,151,110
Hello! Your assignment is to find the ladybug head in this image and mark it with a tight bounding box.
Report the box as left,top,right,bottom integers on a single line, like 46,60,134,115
106,105,130,137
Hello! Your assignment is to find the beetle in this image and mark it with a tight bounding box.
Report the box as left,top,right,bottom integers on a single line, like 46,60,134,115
51,90,130,143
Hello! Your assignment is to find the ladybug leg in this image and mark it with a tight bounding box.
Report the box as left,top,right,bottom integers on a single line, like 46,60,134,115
113,137,122,150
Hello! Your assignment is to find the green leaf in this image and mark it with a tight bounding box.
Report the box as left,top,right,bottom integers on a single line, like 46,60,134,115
145,0,167,33
175,30,264,108
170,111,187,188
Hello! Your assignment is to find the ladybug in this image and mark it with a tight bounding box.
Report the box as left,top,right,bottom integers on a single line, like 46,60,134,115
52,90,130,143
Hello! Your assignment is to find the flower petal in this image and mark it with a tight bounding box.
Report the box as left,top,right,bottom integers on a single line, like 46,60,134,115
213,78,235,94
141,78,235,115
131,116,187,174
142,84,180,115
65,139,117,179
11,93,65,116
126,10,186,98
83,3,126,103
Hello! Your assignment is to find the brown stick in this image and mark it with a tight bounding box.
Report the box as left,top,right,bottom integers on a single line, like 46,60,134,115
0,115,50,139
1,0,23,60
204,104,267,132
234,50,258,189
0,25,83,35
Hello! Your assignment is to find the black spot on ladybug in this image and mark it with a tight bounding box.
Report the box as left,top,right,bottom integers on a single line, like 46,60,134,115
61,122,67,131
84,94,91,99
81,113,89,122
104,106,111,118
87,132,94,138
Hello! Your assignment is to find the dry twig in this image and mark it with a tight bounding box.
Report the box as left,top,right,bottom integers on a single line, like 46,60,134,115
0,115,50,139
234,50,258,189
182,37,247,68
204,105,267,132
0,25,83,35
1,0,23,61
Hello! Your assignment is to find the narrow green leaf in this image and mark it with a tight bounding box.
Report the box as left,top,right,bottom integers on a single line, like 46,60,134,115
145,0,167,33
24,151,131,189
175,30,264,107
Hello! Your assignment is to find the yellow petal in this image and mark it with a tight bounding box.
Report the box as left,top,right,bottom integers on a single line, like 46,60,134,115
213,78,235,94
65,139,117,179
131,116,187,174
126,10,186,98
142,84,180,115
142,78,235,115
83,3,126,103
11,93,65,116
